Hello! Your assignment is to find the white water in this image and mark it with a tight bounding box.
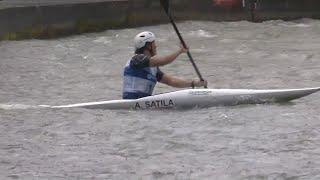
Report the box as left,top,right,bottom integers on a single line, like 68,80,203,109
1,19,320,179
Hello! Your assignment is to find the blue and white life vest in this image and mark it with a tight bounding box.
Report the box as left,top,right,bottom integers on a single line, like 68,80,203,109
122,58,159,99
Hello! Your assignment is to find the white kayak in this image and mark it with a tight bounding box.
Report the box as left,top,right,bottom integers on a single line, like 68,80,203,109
42,87,320,110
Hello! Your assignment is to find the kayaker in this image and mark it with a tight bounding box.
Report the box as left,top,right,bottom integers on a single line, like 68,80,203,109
123,31,208,99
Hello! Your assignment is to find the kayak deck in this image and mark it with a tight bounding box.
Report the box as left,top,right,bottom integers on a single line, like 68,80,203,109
41,87,320,110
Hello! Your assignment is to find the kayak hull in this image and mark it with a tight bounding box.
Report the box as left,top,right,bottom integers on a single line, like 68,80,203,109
45,87,320,110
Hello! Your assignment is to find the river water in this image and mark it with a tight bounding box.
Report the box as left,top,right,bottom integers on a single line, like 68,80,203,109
1,19,320,179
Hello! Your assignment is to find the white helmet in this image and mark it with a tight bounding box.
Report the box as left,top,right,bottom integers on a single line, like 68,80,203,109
134,31,156,49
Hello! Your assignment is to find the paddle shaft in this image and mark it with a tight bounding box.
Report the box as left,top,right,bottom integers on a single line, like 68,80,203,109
168,16,205,82
160,0,207,88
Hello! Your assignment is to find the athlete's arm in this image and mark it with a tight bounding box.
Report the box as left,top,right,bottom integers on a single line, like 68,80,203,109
160,74,208,88
149,47,187,67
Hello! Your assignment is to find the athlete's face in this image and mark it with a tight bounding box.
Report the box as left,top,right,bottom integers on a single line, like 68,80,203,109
150,41,157,56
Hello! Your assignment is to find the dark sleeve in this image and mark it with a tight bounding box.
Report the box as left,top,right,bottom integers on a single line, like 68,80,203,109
130,54,150,69
156,67,164,82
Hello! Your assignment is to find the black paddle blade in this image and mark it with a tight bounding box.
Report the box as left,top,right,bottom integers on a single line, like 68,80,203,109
160,0,170,14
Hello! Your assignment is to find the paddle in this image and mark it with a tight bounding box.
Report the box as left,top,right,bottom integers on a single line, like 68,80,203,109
160,0,207,88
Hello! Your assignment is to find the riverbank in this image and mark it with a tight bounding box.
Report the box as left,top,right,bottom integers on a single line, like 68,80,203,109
1,0,320,41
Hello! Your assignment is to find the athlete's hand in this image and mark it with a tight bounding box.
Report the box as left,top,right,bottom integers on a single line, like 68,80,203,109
179,45,188,54
192,79,208,88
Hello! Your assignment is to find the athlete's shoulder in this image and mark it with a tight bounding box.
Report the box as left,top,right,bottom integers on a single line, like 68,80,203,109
132,54,148,61
130,54,150,69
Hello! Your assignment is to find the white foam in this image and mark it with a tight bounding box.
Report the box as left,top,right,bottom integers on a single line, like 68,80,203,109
93,36,111,44
279,23,311,28
189,30,217,38
0,104,40,110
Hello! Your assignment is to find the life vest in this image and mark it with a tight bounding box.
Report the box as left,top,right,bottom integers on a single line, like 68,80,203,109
122,56,159,99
